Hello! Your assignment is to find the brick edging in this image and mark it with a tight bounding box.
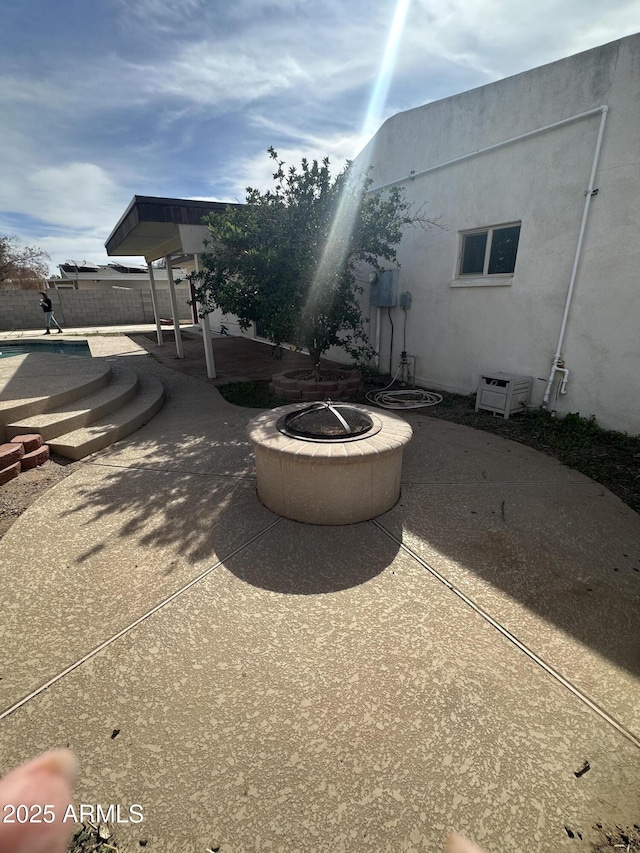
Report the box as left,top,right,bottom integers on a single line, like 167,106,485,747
0,433,49,485
270,369,361,402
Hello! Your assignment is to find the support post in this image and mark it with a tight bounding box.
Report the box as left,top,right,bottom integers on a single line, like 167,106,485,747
147,261,163,345
195,254,216,378
165,255,184,359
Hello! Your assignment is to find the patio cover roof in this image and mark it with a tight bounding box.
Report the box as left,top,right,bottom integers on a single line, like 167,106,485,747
105,195,241,263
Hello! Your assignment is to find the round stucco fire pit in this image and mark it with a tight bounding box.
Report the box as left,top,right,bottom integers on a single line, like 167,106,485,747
247,401,413,525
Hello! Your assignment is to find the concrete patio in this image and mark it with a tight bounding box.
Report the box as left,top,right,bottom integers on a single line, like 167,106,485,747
0,331,638,853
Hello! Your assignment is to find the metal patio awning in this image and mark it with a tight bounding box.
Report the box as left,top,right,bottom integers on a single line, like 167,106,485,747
105,195,240,262
105,195,242,375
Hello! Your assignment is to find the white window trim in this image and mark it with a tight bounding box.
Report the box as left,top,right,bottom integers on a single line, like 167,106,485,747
452,221,521,286
450,276,513,288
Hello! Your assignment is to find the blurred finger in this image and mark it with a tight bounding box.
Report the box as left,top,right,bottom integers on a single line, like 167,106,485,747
446,832,488,853
0,750,78,853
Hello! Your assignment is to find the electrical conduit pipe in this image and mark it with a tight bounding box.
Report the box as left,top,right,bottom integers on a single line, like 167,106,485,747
542,105,608,407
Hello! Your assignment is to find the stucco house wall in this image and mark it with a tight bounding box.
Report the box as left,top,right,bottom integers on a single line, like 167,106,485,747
353,33,639,434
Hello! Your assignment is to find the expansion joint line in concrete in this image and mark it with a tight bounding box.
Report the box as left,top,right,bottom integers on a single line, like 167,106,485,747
371,519,640,750
0,517,282,723
401,481,599,488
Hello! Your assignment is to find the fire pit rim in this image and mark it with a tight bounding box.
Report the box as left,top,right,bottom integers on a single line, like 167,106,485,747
247,403,412,460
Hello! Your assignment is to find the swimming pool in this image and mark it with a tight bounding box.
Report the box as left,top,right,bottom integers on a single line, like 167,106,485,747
0,340,92,358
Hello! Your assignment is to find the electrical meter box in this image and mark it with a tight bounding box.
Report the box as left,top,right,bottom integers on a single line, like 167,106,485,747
370,270,398,307
475,372,533,419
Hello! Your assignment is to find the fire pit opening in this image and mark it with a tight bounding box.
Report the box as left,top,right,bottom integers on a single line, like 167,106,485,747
278,401,376,442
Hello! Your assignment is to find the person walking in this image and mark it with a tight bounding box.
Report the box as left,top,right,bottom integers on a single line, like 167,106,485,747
39,291,63,334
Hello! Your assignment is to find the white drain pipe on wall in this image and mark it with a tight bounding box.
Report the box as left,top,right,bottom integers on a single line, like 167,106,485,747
542,105,609,408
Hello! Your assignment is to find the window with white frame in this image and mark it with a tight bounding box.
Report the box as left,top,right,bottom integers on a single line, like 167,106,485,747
458,223,521,278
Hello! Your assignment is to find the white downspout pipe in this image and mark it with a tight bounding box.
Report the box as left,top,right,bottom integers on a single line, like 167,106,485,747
146,261,163,346
195,253,217,379
165,254,184,359
375,306,381,370
542,105,608,407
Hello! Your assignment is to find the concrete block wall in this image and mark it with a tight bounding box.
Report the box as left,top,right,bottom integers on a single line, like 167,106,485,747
0,288,193,331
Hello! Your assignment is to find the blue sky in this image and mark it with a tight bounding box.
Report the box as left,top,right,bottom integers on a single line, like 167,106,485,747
1,0,639,274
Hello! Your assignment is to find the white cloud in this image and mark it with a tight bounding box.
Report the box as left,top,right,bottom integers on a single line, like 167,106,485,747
0,160,136,272
3,163,126,230
1,0,639,276
406,0,640,82
111,0,210,35
248,116,364,161
216,127,366,201
159,46,312,106
135,2,394,111
23,163,126,230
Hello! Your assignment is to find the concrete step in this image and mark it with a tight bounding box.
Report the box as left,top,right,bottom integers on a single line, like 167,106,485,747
48,376,165,461
6,367,139,441
0,353,111,430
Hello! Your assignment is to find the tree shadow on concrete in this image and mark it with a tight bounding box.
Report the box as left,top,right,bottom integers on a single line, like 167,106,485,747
53,349,399,595
59,434,260,566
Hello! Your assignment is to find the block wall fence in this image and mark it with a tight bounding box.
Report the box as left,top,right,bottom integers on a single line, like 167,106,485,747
0,287,193,331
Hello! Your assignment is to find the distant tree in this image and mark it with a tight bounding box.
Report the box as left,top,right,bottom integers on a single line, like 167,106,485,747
191,148,442,377
0,235,51,290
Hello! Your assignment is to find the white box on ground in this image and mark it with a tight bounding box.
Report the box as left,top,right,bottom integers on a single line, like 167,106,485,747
475,372,533,419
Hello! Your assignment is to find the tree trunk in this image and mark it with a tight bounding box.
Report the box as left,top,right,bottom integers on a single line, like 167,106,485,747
310,346,323,382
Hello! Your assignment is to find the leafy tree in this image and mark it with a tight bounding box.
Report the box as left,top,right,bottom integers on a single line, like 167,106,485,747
191,148,441,377
0,235,51,290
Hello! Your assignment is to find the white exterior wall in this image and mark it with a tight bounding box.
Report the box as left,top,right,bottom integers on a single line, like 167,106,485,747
199,306,255,338
354,34,640,435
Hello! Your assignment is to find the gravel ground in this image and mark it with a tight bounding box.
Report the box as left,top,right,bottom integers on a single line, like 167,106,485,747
0,453,75,542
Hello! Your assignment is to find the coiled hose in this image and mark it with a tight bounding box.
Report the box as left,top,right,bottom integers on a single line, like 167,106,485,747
365,369,443,410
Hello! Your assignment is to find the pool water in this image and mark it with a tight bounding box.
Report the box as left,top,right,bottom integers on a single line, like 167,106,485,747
0,341,92,358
